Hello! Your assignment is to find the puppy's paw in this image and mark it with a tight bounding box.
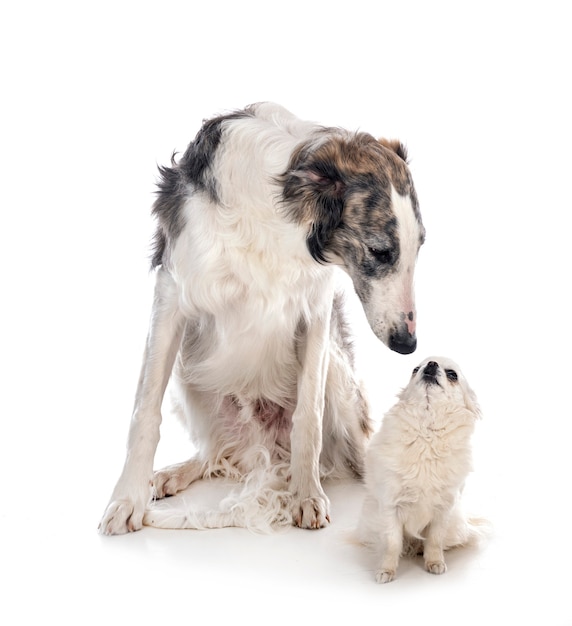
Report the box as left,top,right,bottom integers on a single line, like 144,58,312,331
425,560,447,575
98,499,144,536
292,495,330,529
375,569,396,584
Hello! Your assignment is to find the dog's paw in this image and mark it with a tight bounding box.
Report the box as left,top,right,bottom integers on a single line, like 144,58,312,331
425,560,447,575
375,569,396,584
152,468,188,499
292,495,330,529
98,499,144,536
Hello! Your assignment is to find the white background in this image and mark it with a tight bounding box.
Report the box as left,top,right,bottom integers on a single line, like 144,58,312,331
2,1,571,624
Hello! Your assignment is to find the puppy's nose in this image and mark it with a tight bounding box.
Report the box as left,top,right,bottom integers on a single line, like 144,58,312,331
424,361,439,376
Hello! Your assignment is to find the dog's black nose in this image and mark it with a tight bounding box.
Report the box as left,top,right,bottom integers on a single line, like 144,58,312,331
422,361,439,382
425,361,439,374
389,332,417,355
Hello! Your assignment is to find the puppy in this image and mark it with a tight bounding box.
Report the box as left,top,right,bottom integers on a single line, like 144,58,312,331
358,356,484,583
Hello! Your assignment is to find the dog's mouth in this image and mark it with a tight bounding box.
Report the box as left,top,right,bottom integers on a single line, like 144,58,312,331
421,361,441,386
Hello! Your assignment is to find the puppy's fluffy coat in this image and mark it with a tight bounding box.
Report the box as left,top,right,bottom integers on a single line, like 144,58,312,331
358,356,485,583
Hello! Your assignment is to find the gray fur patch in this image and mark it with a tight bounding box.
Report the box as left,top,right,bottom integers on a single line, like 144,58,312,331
150,109,253,268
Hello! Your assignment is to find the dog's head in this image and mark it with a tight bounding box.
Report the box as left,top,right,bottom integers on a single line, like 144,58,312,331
281,132,424,354
401,356,481,418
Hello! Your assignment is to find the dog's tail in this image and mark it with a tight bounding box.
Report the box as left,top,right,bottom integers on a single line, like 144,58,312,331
398,514,492,556
143,454,293,532
443,510,493,550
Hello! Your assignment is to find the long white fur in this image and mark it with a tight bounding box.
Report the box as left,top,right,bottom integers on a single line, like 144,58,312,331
99,103,420,535
357,356,488,583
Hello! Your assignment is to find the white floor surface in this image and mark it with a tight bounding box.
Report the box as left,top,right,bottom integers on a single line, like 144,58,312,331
2,2,571,624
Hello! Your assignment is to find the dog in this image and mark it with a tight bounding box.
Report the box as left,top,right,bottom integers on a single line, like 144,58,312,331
357,356,486,583
98,102,425,535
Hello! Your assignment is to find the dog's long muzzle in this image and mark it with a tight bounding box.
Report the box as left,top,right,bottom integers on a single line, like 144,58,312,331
389,327,417,354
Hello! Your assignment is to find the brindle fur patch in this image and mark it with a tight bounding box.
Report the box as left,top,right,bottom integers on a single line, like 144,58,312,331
280,132,423,301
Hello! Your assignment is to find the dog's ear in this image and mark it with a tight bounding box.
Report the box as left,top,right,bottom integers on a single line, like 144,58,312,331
462,383,482,420
303,167,346,262
281,164,346,263
378,138,409,163
303,168,346,197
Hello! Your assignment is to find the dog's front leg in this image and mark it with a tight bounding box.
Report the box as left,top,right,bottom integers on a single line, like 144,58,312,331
290,298,333,529
374,510,403,584
99,269,184,535
423,512,449,575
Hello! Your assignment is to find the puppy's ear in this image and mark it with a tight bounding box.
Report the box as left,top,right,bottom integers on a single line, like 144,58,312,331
378,138,409,163
463,383,482,420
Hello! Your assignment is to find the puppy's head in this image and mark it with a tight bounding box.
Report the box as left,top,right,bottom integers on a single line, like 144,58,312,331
401,356,481,419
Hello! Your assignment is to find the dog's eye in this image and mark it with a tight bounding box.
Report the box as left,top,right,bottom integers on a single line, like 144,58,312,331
368,247,394,265
445,369,458,382
412,366,420,376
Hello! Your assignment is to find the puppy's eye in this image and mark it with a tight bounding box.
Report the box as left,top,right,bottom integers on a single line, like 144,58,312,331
412,366,420,376
368,247,394,265
445,369,458,382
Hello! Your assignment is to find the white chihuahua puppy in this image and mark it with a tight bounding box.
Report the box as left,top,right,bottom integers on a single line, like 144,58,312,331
358,356,487,583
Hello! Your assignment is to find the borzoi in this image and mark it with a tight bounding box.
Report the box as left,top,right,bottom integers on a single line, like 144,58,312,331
99,102,425,534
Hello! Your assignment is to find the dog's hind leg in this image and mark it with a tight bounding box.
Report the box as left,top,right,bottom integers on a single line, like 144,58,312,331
152,456,205,498
322,348,372,479
99,268,185,535
320,288,373,479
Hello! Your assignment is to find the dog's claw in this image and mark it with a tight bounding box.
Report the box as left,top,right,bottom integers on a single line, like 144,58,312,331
425,561,447,575
291,495,330,529
375,569,395,584
99,499,144,536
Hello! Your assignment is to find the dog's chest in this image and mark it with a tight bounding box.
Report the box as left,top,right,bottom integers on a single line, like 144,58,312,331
173,201,335,399
178,269,334,401
382,415,473,495
385,426,469,530
174,201,322,316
